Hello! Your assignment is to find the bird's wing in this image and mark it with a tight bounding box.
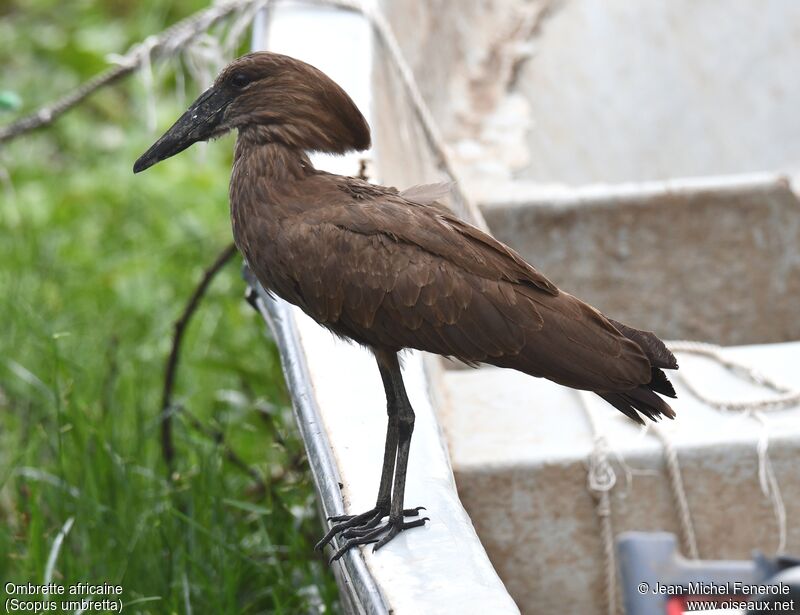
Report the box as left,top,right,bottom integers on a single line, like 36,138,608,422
275,195,651,391
303,191,559,295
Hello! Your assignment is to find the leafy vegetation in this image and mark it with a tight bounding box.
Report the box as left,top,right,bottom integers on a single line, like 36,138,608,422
0,1,338,612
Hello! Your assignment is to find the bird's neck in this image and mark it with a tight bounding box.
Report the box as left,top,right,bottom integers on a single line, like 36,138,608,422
233,127,315,182
229,130,317,263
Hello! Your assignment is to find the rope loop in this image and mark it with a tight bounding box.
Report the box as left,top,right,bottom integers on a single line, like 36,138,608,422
587,437,617,496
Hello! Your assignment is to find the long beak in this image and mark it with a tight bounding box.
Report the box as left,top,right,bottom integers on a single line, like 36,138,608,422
133,85,231,173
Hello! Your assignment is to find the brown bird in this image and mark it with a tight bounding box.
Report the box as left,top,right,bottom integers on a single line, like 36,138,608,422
134,51,678,561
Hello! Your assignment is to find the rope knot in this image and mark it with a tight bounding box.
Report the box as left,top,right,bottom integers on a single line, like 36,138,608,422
587,436,617,497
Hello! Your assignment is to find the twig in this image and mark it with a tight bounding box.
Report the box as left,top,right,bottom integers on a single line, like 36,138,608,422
1,63,138,144
161,242,238,476
0,0,254,143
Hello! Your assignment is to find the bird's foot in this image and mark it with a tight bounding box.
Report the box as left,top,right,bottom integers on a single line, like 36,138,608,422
328,514,430,563
315,505,426,554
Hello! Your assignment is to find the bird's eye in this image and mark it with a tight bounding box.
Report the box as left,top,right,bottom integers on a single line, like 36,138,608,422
230,72,250,88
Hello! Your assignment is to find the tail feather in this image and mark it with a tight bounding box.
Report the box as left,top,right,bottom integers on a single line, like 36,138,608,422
598,391,655,424
609,319,678,370
650,367,677,398
598,387,676,425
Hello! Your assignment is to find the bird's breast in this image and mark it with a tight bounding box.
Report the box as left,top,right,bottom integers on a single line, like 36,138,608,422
229,190,321,324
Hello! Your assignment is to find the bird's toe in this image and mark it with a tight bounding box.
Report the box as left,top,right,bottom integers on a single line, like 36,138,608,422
318,504,429,561
315,507,384,551
372,517,429,553
324,512,429,563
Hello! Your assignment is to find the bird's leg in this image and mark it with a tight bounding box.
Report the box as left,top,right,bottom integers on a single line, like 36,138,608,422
370,356,425,551
316,353,425,553
327,400,398,523
325,351,428,562
315,412,399,550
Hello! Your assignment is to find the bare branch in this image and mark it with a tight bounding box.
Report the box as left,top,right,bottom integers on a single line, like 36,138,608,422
161,242,238,476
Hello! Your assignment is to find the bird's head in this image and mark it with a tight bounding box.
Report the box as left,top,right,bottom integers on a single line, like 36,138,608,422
133,52,371,173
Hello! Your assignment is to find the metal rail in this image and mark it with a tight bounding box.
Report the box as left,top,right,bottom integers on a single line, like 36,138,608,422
247,8,388,613
244,267,389,614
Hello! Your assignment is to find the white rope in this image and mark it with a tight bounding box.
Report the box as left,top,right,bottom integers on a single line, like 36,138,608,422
650,424,699,559
364,4,488,230
667,340,799,412
224,0,270,56
182,34,225,88
753,411,787,554
579,391,622,615
667,340,792,556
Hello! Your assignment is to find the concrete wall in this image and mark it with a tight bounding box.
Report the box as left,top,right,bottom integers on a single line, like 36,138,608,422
378,0,800,189
511,0,800,185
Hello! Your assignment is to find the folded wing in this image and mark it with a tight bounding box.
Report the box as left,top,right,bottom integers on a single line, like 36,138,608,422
275,189,658,394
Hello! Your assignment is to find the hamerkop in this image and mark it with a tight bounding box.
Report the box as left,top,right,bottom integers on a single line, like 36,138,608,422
134,52,678,561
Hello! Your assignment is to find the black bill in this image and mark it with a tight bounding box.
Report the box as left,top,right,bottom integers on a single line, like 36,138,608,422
133,85,230,173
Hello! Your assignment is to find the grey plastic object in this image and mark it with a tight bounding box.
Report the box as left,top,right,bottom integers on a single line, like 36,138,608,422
617,532,778,615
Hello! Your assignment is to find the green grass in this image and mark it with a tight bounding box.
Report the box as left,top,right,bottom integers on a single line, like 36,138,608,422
0,1,338,612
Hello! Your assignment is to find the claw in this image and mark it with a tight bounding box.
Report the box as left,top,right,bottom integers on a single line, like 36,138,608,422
329,538,379,563
317,505,426,550
373,517,429,553
327,513,353,523
315,509,383,551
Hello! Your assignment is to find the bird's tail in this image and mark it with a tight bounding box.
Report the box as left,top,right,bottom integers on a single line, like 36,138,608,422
598,320,679,424
597,387,675,424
